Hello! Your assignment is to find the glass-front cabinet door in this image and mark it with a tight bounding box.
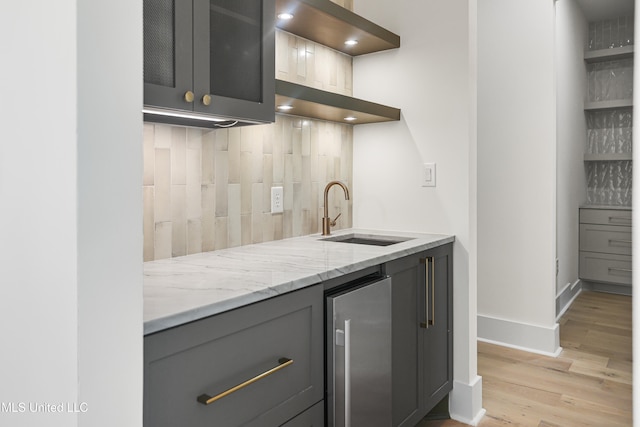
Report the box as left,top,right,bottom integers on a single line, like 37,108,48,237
143,0,194,111
193,0,275,123
143,0,275,124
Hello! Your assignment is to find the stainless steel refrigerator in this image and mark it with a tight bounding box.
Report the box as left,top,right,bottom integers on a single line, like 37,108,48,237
326,275,392,427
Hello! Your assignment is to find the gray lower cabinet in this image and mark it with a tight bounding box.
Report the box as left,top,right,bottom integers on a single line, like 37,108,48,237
579,208,632,290
385,243,454,426
280,401,324,426
143,285,323,427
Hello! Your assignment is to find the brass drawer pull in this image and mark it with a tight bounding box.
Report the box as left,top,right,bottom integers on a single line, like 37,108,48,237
197,358,293,405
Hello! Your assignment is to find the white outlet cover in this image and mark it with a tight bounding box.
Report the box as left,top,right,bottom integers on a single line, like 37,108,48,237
271,186,284,213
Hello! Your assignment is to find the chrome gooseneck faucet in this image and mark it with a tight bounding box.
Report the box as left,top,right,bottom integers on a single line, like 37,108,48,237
322,181,350,236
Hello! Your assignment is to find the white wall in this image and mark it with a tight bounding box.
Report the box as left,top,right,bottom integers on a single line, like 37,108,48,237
555,0,588,314
477,0,559,354
353,0,483,423
0,1,143,426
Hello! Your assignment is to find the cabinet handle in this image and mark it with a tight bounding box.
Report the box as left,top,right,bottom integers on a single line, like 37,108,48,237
608,267,632,273
202,94,212,106
344,319,352,427
184,91,195,103
419,258,435,328
196,357,293,405
608,239,632,245
608,216,631,223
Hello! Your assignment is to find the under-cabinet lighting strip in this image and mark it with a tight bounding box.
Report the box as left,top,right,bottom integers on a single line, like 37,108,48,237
142,107,231,123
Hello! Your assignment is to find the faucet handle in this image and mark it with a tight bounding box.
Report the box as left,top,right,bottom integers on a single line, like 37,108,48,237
330,213,342,227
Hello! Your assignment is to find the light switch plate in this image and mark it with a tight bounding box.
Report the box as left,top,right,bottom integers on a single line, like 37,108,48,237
271,186,284,213
422,163,436,187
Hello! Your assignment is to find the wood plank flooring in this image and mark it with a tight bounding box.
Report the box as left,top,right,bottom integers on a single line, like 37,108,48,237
418,291,632,427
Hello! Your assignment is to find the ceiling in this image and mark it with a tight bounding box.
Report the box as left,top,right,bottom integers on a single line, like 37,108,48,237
574,0,635,21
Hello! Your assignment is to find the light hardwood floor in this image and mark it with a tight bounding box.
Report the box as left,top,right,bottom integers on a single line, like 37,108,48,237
419,291,632,427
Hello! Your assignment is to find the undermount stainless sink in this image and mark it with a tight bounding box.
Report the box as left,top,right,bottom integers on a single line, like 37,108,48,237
321,233,414,246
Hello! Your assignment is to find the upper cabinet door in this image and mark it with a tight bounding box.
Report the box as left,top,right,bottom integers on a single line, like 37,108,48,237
192,0,275,123
143,0,194,110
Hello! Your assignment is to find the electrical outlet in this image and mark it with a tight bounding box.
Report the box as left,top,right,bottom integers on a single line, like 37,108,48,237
421,163,436,187
271,186,284,213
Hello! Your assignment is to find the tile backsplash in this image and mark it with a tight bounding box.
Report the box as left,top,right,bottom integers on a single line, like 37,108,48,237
143,118,353,261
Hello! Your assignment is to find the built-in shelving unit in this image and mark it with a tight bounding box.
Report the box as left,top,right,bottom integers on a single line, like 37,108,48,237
275,0,400,56
274,0,401,125
275,80,400,124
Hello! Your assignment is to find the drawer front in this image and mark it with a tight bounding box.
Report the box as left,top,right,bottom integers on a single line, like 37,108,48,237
580,208,632,226
281,401,324,426
579,224,632,255
144,285,323,427
579,252,632,286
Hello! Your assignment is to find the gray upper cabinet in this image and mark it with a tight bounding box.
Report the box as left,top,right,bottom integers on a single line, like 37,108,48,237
143,0,275,126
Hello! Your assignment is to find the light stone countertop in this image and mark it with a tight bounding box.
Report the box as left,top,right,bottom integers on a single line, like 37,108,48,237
143,228,454,335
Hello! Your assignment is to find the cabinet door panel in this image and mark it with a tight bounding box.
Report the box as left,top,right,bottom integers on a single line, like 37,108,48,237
422,245,453,410
193,0,275,122
391,265,421,427
144,0,194,109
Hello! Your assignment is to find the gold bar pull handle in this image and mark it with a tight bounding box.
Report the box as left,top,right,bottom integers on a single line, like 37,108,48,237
197,358,293,405
419,258,430,329
429,257,435,326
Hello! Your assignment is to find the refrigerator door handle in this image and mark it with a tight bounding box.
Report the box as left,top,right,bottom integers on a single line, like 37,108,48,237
344,319,352,427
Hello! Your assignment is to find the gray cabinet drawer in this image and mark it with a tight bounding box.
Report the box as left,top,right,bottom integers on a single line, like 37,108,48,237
281,401,324,426
580,208,632,226
144,285,323,427
579,252,632,286
579,224,632,255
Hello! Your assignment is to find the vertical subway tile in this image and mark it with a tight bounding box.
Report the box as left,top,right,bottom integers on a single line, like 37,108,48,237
263,154,273,211
228,128,241,184
143,123,155,186
171,127,187,185
214,217,228,250
274,214,284,241
186,138,201,186
252,212,263,244
262,213,275,242
302,156,311,210
263,124,274,154
202,184,216,252
171,185,187,257
292,182,303,236
154,222,172,260
154,148,171,222
187,219,203,255
240,152,253,215
143,186,155,262
154,124,172,149
215,151,229,216
186,184,202,220
252,183,264,215
241,214,252,246
228,183,241,248
283,210,293,239
214,128,229,151
202,130,215,184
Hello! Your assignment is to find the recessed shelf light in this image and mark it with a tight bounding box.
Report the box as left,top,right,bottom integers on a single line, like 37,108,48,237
344,39,359,46
277,105,294,111
344,116,357,122
278,12,294,20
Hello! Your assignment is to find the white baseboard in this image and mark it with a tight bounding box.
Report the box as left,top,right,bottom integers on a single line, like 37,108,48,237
477,314,561,356
449,376,485,426
556,280,582,321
